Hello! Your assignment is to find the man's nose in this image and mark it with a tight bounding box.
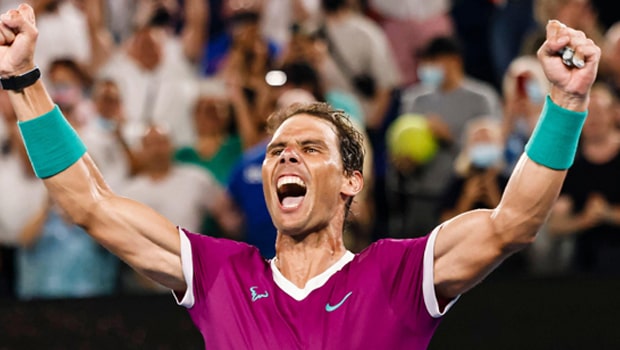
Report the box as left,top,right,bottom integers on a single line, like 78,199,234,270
279,148,299,164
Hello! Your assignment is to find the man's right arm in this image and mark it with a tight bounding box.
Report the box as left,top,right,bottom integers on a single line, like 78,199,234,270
1,5,185,291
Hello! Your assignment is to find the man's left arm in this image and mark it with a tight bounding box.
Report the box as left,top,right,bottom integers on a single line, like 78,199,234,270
432,21,600,299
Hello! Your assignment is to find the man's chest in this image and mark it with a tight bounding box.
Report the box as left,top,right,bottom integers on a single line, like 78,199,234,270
194,267,407,349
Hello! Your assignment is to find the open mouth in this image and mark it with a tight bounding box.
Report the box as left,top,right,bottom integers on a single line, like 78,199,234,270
277,175,307,209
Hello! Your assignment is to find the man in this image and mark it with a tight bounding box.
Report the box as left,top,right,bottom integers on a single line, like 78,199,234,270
392,36,503,237
0,4,600,349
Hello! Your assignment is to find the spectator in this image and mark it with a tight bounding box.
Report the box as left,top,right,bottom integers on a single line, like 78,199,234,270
599,22,620,103
547,84,620,274
207,5,279,84
174,83,245,186
15,200,120,300
391,36,501,237
489,0,538,88
318,0,401,130
97,0,207,147
439,117,508,222
366,0,453,87
47,58,94,128
261,0,321,49
79,78,137,190
501,55,549,174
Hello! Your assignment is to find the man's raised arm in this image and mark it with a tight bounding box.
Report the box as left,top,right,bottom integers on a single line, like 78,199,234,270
432,20,600,299
0,4,186,291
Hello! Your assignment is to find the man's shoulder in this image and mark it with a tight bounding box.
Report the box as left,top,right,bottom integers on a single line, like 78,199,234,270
359,236,431,261
183,229,263,260
461,78,501,102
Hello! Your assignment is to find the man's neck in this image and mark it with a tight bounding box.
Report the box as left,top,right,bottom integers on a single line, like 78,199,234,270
583,131,620,164
325,8,350,21
440,71,463,93
274,228,347,289
146,164,172,181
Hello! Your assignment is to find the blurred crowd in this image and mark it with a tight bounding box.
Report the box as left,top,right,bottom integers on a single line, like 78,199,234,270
0,0,619,300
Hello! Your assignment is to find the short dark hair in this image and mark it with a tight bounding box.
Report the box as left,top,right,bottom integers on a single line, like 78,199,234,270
266,102,364,177
48,58,93,88
281,61,325,101
418,36,463,59
321,0,348,14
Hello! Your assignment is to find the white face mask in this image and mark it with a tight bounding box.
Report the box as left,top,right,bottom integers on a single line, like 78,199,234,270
469,142,503,169
417,64,445,89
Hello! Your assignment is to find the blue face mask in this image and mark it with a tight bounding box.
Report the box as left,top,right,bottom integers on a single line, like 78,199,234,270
525,79,545,104
417,65,445,89
97,117,117,131
469,143,503,169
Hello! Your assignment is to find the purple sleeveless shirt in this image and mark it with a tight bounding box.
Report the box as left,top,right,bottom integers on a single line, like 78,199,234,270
174,227,456,349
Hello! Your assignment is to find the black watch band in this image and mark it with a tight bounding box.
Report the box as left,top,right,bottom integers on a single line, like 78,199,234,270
0,66,41,91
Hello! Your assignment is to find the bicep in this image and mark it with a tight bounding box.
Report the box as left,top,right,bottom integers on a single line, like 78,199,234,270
432,209,508,299
44,156,185,290
89,195,185,290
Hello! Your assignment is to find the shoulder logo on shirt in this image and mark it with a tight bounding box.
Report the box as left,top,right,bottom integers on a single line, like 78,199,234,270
325,291,353,312
250,286,269,302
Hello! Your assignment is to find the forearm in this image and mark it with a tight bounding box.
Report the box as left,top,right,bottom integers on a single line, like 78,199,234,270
231,93,261,149
493,155,567,246
366,88,392,130
292,0,311,22
182,0,208,63
85,0,114,75
8,80,54,119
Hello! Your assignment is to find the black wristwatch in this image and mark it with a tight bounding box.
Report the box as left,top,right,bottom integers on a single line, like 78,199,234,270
0,66,41,91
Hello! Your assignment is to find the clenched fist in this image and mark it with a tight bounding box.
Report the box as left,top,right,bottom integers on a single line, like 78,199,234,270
0,4,37,77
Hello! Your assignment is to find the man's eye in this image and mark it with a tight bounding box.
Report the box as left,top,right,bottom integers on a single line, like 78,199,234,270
270,149,283,156
304,147,317,153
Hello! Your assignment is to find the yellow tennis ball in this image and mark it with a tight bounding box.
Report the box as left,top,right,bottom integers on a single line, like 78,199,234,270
387,114,438,164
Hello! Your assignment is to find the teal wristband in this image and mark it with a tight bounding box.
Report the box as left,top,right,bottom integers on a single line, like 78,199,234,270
18,105,87,179
525,95,587,170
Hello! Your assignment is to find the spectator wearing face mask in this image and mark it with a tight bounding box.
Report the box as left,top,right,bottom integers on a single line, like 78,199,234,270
389,37,501,236
438,117,508,222
501,55,550,175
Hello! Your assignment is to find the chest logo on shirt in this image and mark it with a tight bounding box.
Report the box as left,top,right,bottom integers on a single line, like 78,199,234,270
325,291,353,312
250,286,269,302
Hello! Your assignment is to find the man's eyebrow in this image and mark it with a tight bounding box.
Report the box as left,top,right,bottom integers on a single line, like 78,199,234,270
299,139,328,148
266,141,286,152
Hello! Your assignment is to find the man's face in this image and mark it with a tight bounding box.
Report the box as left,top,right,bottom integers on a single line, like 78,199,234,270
193,97,230,135
141,127,173,167
262,114,357,236
94,82,122,120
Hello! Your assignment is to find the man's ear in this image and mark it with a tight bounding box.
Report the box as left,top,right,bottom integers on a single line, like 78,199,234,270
341,170,363,197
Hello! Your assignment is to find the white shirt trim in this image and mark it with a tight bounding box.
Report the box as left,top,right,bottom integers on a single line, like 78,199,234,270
422,225,460,318
173,228,195,308
271,251,355,301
